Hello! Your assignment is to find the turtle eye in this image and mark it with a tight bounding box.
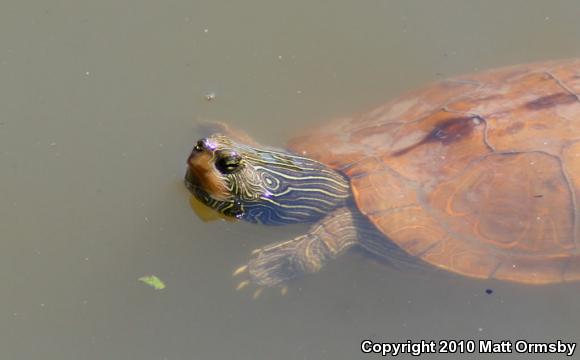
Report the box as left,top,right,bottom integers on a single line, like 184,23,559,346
215,151,242,174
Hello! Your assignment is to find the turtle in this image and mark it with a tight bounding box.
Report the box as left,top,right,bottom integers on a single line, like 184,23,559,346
185,58,580,288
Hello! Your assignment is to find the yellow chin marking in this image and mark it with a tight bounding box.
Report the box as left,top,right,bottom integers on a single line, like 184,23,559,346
189,196,236,223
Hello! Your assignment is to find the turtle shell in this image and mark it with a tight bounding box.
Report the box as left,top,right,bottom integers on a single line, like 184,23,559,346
288,59,580,284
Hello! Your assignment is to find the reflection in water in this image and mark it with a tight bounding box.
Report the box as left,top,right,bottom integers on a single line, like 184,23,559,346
189,195,235,223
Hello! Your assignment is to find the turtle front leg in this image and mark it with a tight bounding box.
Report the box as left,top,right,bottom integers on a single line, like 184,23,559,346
235,207,361,288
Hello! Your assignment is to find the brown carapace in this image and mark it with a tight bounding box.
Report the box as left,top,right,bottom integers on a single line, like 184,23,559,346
288,59,580,284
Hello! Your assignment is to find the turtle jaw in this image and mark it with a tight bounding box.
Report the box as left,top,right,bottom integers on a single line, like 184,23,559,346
183,167,204,196
184,162,246,220
185,150,231,201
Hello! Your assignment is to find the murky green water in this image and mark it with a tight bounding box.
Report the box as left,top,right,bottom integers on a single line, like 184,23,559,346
1,1,580,359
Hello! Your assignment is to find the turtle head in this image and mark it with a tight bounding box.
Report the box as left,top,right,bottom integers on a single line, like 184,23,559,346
185,133,351,225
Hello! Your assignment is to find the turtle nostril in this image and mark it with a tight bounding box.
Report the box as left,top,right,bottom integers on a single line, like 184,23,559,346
193,139,205,152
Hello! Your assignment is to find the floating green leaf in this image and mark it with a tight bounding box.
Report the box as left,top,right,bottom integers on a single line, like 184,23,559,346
139,275,166,290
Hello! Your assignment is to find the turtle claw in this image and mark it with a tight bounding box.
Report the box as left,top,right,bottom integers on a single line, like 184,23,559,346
252,288,263,300
232,239,305,297
232,265,248,276
232,259,292,299
234,270,289,299
236,280,250,291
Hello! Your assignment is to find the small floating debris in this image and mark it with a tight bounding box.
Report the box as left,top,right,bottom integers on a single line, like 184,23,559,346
139,275,166,290
485,288,493,295
204,92,216,101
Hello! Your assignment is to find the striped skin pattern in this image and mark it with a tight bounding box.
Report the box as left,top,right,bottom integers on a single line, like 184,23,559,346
246,206,421,286
185,133,417,287
185,135,351,225
247,207,365,286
